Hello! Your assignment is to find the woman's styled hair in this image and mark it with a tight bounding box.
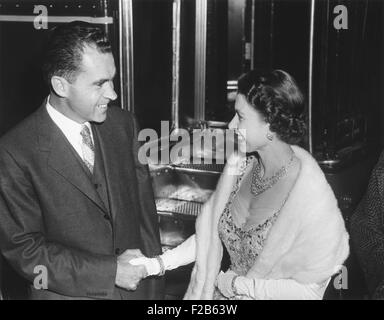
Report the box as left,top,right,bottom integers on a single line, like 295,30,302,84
42,21,112,87
237,69,307,144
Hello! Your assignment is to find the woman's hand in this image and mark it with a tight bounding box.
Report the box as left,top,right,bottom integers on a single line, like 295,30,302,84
216,269,238,298
130,256,161,277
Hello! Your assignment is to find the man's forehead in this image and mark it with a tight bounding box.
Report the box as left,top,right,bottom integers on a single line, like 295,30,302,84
81,46,113,66
77,45,115,76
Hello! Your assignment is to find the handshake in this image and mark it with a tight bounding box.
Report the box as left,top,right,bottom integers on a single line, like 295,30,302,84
115,249,163,291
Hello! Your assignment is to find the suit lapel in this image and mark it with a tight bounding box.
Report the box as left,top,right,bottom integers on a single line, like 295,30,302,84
36,104,108,214
92,120,125,222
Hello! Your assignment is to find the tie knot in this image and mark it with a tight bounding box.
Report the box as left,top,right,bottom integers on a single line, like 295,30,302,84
80,124,91,138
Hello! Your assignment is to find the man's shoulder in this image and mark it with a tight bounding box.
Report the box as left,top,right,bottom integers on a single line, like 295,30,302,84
368,150,384,185
0,107,43,152
376,150,384,169
105,105,136,130
107,105,133,118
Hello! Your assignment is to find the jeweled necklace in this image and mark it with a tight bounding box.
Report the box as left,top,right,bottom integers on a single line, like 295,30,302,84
251,153,295,196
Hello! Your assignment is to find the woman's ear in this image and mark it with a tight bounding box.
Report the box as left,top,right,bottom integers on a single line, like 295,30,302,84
265,124,275,141
265,123,272,134
51,76,70,98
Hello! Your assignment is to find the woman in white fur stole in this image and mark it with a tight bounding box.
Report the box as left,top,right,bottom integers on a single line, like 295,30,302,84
131,69,350,300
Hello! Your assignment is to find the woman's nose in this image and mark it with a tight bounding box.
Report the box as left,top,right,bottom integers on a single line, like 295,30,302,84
228,115,238,130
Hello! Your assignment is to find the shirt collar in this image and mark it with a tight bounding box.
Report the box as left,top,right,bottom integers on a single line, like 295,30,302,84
46,96,91,134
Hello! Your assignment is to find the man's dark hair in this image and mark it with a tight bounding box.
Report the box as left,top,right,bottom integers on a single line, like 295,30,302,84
42,21,112,87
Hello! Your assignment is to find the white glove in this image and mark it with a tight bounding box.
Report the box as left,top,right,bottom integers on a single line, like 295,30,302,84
216,269,238,298
129,257,161,277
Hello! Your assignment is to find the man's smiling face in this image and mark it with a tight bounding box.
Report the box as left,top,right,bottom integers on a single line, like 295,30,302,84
65,45,117,123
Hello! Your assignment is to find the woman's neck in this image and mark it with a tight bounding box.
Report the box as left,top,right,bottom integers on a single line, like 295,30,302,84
256,141,294,178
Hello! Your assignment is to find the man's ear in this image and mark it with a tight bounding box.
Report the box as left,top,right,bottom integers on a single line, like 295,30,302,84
51,76,70,98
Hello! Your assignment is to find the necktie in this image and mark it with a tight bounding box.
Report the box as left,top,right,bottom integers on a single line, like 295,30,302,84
80,124,95,173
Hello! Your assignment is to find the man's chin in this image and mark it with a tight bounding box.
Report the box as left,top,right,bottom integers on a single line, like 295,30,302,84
92,114,107,124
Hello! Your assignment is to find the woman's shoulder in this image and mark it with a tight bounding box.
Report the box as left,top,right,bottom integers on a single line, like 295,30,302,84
289,145,339,213
291,145,327,184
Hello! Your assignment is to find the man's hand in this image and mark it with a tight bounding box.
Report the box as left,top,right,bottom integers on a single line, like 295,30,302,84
121,249,145,261
115,249,148,291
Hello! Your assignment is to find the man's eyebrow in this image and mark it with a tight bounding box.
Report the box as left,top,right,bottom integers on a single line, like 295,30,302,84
92,71,116,85
92,79,108,85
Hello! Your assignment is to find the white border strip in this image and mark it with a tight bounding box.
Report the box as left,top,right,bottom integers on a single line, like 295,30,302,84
308,0,315,154
194,0,207,121
118,0,134,112
171,0,181,130
0,15,113,24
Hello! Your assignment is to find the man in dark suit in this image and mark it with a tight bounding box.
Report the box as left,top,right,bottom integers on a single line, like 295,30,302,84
350,150,384,299
0,21,164,299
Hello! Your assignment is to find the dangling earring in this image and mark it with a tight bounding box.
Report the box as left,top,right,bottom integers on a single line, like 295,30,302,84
266,132,274,141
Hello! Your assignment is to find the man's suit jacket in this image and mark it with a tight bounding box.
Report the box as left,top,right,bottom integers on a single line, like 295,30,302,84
351,150,384,299
0,100,164,299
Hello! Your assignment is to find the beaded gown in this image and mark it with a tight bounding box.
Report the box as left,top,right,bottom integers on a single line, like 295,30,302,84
213,156,282,300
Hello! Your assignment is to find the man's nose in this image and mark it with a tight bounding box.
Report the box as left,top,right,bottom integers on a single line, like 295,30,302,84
104,81,118,101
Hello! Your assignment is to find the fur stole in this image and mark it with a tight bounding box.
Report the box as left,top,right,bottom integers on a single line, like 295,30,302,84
184,146,350,299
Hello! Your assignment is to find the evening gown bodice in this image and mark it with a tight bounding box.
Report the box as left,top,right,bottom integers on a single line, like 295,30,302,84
214,156,281,299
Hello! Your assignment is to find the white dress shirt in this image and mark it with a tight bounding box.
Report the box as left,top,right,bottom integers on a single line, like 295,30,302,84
46,97,94,161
